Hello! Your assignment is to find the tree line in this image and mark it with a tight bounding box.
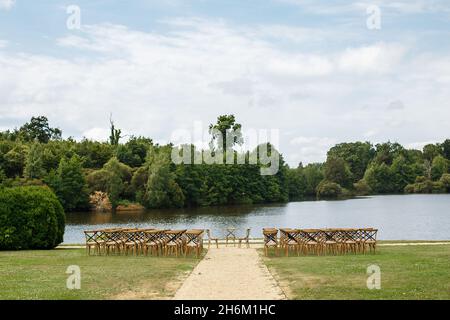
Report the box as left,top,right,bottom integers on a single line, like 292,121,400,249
0,116,449,212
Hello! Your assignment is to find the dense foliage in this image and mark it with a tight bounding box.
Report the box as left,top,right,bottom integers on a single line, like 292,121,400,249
1,116,449,210
0,186,65,250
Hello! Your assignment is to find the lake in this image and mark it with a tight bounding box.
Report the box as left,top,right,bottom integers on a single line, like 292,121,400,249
64,194,450,243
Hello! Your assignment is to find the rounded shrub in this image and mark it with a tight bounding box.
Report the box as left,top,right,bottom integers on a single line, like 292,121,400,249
316,180,343,199
0,186,65,250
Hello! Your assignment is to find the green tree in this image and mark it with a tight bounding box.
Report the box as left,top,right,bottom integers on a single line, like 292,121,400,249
324,156,352,189
140,151,184,208
209,114,243,153
303,163,324,196
364,162,395,193
327,142,375,182
103,157,128,212
24,142,45,179
316,180,342,199
431,155,448,181
442,139,450,160
373,142,404,165
390,155,420,192
3,145,27,177
109,117,122,146
45,155,89,211
116,136,152,167
18,116,62,143
423,143,442,162
75,139,113,168
286,165,308,200
440,173,450,192
353,179,372,195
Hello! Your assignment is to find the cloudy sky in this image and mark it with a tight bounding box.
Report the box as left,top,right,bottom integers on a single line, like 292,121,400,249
1,0,449,166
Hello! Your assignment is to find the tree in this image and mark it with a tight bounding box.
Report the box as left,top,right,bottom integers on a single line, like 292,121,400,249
373,142,404,165
45,155,89,211
3,145,27,177
209,114,243,153
116,136,152,167
324,156,352,189
431,155,448,181
390,155,420,192
286,166,308,200
364,162,395,194
24,142,45,179
423,143,442,162
353,179,372,195
103,157,127,212
140,151,184,208
18,116,62,143
442,139,450,160
303,163,324,196
109,116,122,146
316,180,342,199
76,139,113,168
440,173,450,192
327,142,375,182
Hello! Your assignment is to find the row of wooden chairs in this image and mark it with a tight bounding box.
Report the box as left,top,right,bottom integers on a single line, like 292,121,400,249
84,228,204,258
263,228,378,256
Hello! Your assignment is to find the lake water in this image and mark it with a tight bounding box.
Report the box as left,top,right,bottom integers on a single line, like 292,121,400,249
64,194,450,243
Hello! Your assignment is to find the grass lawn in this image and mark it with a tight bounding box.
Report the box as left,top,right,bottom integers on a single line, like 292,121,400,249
0,249,202,300
262,245,450,300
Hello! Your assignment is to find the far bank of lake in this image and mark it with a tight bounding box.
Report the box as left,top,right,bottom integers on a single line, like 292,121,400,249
64,194,450,243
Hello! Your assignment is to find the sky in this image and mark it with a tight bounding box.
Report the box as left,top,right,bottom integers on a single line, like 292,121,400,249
0,0,449,166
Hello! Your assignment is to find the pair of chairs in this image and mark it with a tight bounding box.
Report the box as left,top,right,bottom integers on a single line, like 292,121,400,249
205,228,251,248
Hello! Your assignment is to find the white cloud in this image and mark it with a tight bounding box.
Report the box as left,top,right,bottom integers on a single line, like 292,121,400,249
0,0,15,10
82,127,110,142
0,18,449,166
289,137,336,163
278,0,450,15
338,43,407,74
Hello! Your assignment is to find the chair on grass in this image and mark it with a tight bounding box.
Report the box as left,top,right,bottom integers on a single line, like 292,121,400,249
263,228,279,256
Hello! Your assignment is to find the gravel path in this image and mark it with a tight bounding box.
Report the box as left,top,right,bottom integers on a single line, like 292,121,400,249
173,247,286,300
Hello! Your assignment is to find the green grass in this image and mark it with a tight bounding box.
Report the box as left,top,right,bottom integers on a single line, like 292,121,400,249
0,249,202,300
262,245,450,300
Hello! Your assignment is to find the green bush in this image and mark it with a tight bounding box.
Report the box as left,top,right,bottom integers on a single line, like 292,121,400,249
0,186,65,250
353,179,372,195
440,173,450,192
316,180,343,199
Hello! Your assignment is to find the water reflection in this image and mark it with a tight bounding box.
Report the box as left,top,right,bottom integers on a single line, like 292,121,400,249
64,194,450,243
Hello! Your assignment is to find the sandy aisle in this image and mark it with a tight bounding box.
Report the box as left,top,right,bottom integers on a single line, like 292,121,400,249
173,247,286,300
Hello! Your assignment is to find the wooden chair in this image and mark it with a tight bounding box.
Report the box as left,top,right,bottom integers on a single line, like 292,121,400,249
164,230,187,257
123,229,141,256
361,228,378,254
280,228,300,256
184,229,204,258
320,229,339,255
225,227,237,247
143,229,166,256
238,228,251,248
84,230,102,255
206,229,219,249
297,229,319,255
263,228,279,256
